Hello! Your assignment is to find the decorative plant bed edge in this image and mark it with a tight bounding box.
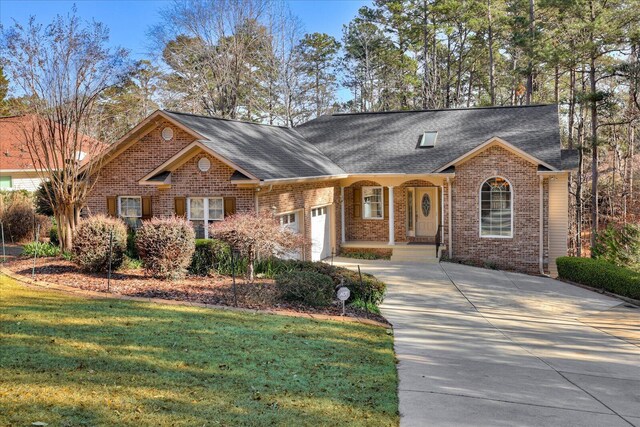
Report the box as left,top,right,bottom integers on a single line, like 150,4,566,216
0,266,391,328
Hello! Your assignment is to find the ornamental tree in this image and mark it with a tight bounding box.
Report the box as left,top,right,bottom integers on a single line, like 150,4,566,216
209,211,305,282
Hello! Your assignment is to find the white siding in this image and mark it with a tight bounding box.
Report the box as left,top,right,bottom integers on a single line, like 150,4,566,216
548,174,569,277
0,172,44,192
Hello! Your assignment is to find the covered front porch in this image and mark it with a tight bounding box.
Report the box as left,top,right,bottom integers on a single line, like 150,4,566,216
336,174,452,262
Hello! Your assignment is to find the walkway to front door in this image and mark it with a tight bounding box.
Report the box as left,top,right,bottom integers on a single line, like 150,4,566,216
334,258,640,427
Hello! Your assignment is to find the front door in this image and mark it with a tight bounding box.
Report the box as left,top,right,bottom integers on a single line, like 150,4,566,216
415,187,438,237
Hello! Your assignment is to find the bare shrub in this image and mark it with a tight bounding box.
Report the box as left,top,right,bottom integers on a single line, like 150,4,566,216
136,216,195,280
1,198,49,243
72,215,127,272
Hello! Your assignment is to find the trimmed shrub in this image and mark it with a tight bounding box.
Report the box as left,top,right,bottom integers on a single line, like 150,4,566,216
261,259,387,306
556,256,640,300
276,270,335,307
72,215,128,272
1,199,49,243
22,241,60,257
136,216,195,280
189,239,231,276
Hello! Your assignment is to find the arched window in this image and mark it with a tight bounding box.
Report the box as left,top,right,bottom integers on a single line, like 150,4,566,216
480,177,512,237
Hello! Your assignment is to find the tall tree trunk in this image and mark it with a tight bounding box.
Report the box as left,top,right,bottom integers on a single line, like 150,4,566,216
589,54,599,253
487,0,496,105
554,65,560,104
568,67,576,149
446,36,452,108
526,0,535,105
422,0,429,109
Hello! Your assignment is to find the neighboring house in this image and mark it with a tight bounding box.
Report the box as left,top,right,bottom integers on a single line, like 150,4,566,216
0,115,95,192
0,116,46,191
85,105,577,276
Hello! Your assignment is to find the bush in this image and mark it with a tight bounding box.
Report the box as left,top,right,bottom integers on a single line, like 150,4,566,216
210,211,305,282
126,231,138,259
72,215,128,273
189,239,231,276
260,259,387,306
136,216,195,280
49,223,59,246
22,241,60,257
556,256,640,300
276,270,335,307
592,223,640,271
1,199,49,243
34,182,54,216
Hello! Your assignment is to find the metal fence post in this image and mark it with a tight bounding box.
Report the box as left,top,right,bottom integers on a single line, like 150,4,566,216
1,222,5,263
107,228,113,292
231,249,238,307
32,224,41,279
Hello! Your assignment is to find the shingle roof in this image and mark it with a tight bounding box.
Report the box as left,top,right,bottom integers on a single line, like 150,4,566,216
296,104,562,173
162,111,346,180
0,115,102,171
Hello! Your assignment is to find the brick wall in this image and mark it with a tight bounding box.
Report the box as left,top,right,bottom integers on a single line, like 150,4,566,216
451,145,546,273
344,180,389,241
257,180,339,260
86,121,253,216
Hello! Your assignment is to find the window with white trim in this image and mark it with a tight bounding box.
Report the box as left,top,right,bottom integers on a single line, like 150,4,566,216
279,212,298,231
188,197,224,238
118,196,142,229
362,186,383,219
480,177,512,237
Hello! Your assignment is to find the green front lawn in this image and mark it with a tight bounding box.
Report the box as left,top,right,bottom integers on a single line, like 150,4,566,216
0,276,398,426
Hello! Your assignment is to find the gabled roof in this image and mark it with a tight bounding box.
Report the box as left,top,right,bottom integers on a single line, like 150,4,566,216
162,111,346,180
296,104,562,173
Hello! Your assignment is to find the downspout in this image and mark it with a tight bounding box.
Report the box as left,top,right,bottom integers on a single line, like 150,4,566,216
447,176,453,259
539,176,544,275
254,188,260,212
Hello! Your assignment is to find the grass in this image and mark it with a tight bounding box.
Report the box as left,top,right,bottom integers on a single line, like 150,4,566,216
0,276,398,426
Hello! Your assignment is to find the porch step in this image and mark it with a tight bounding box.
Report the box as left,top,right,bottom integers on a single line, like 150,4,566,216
390,244,439,263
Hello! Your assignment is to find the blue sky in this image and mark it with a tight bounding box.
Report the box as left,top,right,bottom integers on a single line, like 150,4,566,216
0,0,370,60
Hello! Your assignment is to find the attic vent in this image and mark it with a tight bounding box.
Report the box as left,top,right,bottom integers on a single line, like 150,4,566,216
417,131,438,148
161,127,174,141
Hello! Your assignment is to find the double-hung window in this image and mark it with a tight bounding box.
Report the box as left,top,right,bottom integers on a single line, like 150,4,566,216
188,197,224,238
480,177,512,238
118,196,142,229
362,186,383,219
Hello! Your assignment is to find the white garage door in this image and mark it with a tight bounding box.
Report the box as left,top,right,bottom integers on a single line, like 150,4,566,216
311,206,331,261
279,212,301,260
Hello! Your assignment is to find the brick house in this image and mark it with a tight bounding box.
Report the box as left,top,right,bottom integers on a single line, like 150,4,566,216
85,105,576,276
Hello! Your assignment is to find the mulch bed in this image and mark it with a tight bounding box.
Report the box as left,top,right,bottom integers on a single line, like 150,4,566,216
3,257,388,324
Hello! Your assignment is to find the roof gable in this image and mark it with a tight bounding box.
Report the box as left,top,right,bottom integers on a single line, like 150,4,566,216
435,137,558,172
296,104,562,174
162,111,346,181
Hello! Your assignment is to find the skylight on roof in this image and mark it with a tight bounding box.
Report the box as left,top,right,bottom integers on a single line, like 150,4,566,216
417,131,438,148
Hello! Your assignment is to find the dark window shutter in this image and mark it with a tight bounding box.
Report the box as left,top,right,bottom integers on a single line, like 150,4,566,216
142,196,152,220
107,197,117,217
383,187,389,219
353,188,362,219
223,197,236,217
174,197,186,217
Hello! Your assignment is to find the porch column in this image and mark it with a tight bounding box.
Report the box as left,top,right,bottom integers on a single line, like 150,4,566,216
447,177,452,258
388,186,395,245
340,186,346,244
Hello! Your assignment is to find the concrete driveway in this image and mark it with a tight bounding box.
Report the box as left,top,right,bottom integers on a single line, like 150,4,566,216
333,258,640,427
